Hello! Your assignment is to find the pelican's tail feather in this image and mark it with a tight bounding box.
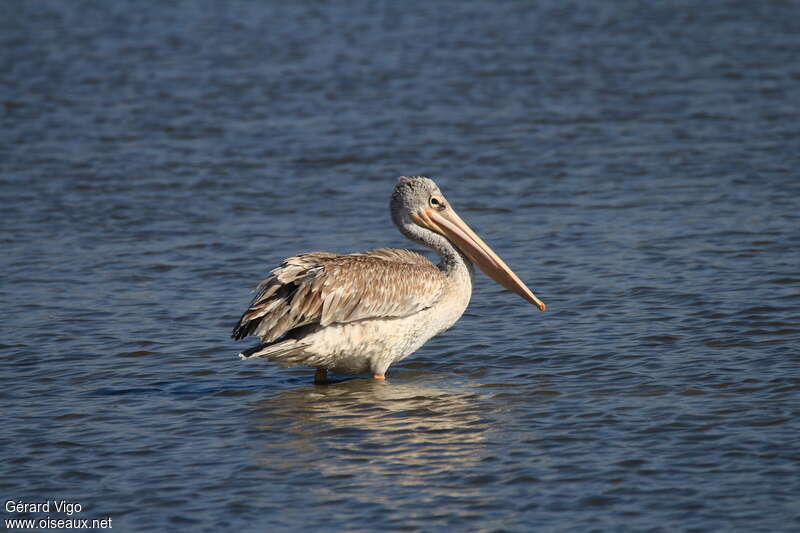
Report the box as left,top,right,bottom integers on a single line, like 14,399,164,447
239,343,271,360
238,339,312,366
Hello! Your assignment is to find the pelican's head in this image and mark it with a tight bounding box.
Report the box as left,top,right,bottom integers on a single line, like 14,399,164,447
391,176,545,311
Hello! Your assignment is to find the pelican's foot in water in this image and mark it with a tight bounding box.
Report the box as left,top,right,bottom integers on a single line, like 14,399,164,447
314,368,329,384
372,373,385,380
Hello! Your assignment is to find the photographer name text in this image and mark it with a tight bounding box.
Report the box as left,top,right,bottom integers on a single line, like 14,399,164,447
4,499,112,530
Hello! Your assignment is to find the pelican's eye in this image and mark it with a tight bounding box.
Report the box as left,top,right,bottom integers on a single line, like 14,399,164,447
429,196,445,210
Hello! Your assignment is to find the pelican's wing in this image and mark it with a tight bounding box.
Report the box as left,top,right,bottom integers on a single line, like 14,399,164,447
232,248,445,343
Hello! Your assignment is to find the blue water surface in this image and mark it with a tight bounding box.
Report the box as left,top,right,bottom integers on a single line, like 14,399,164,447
2,1,799,532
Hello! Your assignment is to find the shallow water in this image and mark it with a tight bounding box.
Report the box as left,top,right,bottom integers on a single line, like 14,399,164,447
2,1,799,532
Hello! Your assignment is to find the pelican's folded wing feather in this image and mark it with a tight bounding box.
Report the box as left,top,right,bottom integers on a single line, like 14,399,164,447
232,248,444,343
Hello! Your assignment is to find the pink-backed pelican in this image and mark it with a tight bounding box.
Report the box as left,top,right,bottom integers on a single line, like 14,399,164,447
232,176,545,383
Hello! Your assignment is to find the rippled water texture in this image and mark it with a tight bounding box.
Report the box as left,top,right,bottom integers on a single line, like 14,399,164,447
2,1,799,531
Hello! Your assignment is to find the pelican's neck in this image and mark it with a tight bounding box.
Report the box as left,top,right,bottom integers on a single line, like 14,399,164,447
436,236,474,280
397,219,474,282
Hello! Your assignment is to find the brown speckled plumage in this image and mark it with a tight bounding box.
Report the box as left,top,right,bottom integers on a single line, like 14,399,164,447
232,248,445,344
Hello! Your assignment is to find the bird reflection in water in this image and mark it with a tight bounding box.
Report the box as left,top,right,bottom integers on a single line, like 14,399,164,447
248,376,493,505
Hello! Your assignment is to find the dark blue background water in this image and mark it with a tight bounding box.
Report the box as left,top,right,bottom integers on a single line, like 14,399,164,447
2,1,799,531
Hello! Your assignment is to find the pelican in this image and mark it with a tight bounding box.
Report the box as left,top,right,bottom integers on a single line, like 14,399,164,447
232,176,545,383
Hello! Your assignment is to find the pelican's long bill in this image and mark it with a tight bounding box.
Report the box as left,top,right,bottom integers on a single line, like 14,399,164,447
411,207,546,311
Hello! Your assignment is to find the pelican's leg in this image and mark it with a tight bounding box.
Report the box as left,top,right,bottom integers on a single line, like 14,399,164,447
314,368,328,384
372,363,389,380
